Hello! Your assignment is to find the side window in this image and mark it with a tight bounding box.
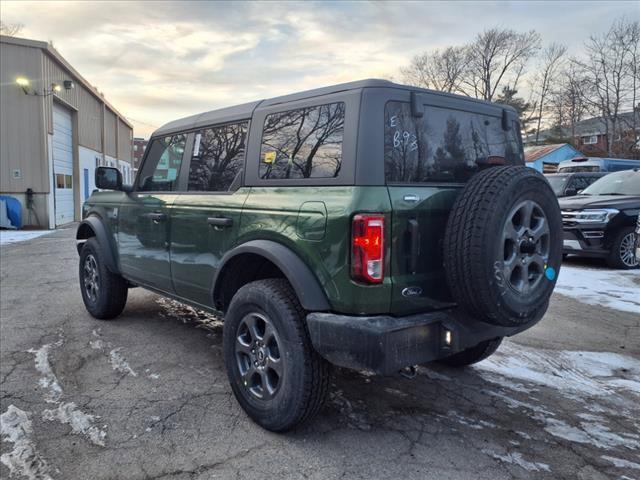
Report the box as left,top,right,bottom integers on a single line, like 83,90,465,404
137,134,186,192
259,102,345,180
384,102,522,183
188,122,248,192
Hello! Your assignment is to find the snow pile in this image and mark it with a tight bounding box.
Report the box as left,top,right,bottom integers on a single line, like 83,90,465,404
0,230,53,245
27,341,64,403
0,405,53,480
554,265,640,314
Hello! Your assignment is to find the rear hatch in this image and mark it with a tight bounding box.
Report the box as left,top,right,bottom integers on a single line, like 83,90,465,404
383,100,523,315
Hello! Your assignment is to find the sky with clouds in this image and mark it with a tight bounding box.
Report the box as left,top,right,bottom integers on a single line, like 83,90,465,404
2,1,638,137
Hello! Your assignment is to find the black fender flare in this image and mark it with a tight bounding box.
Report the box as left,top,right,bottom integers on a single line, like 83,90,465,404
76,216,119,274
213,240,330,312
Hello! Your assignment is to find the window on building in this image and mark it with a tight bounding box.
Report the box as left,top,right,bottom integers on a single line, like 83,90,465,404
384,102,522,183
259,102,345,180
582,135,598,145
188,122,248,192
56,174,65,189
138,134,186,191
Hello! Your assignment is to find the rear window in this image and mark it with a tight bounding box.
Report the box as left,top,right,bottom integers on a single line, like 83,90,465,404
546,175,568,195
384,101,522,183
259,102,345,180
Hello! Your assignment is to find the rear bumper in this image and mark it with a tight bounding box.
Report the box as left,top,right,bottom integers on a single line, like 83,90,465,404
306,308,542,375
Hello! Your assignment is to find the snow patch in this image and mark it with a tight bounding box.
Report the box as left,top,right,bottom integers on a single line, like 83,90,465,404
540,416,640,450
601,455,640,470
476,342,640,400
482,450,550,472
148,373,160,380
27,340,63,403
0,230,54,245
157,297,223,331
555,265,640,314
109,348,137,377
42,402,106,447
0,405,53,480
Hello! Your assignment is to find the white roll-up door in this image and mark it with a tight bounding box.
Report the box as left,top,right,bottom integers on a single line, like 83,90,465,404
52,104,74,225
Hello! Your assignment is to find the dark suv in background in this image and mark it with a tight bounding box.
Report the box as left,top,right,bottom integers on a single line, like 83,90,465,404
77,80,562,431
546,172,606,197
560,169,640,269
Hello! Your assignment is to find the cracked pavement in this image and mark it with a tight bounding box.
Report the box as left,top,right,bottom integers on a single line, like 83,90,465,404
1,226,639,479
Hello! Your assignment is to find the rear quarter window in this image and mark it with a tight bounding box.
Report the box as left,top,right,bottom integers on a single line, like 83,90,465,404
259,102,345,180
384,101,522,183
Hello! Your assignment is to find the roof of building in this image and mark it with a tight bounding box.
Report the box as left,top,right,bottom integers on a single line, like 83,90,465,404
0,35,132,129
524,143,579,163
153,78,518,137
531,111,639,143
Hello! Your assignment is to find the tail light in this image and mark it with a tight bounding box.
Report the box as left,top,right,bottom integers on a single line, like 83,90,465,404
351,214,384,283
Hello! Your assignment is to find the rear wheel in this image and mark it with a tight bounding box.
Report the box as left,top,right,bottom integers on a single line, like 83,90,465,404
444,166,563,327
79,237,128,319
606,227,638,269
223,279,330,432
438,338,503,367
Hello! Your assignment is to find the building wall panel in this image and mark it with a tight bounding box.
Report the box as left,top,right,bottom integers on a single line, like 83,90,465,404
118,118,132,162
77,87,102,151
0,43,48,193
104,108,117,157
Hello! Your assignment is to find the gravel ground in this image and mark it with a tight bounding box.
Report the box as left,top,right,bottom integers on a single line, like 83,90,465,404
1,226,639,480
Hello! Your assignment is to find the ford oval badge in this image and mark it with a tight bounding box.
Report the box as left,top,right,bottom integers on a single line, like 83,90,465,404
402,286,423,297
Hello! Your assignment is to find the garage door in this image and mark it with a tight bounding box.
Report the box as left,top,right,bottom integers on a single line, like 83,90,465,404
53,104,74,225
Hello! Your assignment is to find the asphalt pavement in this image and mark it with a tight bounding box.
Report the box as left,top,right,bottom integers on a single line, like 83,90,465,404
1,226,639,480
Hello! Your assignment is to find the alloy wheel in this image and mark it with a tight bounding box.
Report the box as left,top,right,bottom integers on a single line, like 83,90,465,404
500,200,551,294
83,254,100,303
619,232,638,267
234,312,283,400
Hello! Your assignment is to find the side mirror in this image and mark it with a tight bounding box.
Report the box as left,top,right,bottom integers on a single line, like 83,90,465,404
95,166,122,190
564,188,577,197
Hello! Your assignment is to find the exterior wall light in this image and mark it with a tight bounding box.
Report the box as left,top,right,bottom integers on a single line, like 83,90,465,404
15,77,69,96
16,77,30,94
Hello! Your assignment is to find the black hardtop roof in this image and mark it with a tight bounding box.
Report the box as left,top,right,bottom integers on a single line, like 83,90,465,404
153,78,517,137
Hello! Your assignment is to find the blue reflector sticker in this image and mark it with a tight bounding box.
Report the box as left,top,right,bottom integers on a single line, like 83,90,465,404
545,266,556,280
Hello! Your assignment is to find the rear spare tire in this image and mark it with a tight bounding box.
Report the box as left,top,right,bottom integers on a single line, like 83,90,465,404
443,166,562,327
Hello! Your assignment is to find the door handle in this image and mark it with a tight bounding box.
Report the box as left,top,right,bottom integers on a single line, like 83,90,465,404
207,216,233,228
147,212,167,223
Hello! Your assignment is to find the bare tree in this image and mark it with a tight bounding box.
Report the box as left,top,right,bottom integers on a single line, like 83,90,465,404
625,21,639,158
401,46,470,93
463,28,541,101
548,62,589,142
574,18,638,156
0,21,24,37
532,43,567,144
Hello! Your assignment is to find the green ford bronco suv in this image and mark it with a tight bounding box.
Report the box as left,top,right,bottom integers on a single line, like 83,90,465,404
77,80,562,431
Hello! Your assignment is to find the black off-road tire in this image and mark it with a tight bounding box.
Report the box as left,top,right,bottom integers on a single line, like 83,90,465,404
443,166,563,327
437,338,503,367
606,227,639,269
79,237,128,319
223,279,330,432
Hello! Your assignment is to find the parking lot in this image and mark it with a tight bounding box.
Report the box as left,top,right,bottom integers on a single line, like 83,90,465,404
1,226,639,480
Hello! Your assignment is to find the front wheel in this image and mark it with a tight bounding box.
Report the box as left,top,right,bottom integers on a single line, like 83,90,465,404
223,279,330,432
79,237,128,319
437,338,503,367
607,227,638,269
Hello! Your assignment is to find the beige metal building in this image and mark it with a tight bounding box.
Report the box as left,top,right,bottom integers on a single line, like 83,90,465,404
0,35,133,229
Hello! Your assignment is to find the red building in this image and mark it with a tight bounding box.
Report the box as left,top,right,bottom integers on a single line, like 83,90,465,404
133,137,148,169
